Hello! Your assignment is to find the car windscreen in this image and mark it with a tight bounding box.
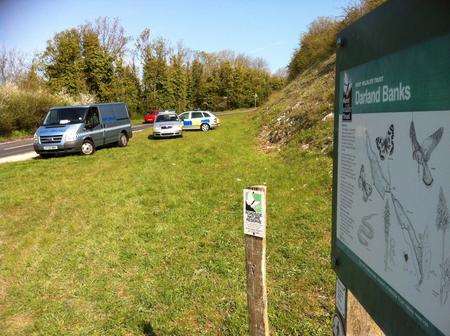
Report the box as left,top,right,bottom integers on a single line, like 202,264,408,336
43,108,88,126
156,114,178,122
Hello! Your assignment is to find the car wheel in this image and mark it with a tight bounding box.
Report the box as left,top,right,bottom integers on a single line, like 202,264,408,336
201,123,210,132
118,133,128,147
81,139,95,155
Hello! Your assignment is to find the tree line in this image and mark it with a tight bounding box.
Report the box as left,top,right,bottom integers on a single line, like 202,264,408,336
1,17,284,119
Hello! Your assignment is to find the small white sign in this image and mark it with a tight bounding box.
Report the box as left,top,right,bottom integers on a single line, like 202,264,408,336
336,277,347,319
243,188,266,238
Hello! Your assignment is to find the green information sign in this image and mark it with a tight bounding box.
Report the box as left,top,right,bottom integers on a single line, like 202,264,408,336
332,1,450,335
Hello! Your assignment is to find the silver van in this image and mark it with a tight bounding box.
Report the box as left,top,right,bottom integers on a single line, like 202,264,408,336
33,103,133,156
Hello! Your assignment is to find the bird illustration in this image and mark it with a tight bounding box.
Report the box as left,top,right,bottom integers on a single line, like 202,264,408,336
245,192,261,212
410,121,443,186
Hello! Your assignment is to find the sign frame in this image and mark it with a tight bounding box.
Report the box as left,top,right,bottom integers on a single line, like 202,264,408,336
331,1,450,336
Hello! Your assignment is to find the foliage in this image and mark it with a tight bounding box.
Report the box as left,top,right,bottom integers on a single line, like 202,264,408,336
137,36,283,113
42,28,87,95
0,16,284,136
0,112,334,335
0,83,95,136
287,0,386,80
81,27,114,101
110,61,142,116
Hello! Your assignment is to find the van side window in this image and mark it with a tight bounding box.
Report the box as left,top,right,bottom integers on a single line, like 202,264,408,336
202,112,211,118
179,113,188,120
85,107,100,129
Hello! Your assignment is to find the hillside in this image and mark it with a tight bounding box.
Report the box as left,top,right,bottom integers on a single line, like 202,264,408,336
257,0,387,153
257,55,335,154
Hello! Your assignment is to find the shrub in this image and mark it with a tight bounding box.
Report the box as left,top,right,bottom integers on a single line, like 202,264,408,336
287,0,386,80
0,84,95,136
288,17,338,81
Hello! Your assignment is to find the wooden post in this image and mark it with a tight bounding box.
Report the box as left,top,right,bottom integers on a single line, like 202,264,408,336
243,186,269,336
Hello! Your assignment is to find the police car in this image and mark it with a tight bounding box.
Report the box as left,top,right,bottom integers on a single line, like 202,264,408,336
178,111,220,132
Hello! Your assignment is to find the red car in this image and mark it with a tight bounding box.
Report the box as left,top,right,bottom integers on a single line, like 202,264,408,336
144,110,159,123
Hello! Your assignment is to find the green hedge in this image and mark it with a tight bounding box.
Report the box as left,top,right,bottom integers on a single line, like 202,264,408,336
0,85,94,136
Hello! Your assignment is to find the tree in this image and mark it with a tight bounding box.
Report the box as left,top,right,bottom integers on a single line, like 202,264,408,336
0,47,27,84
166,43,188,112
110,60,141,117
189,56,205,109
81,27,114,100
138,30,171,111
19,62,42,91
42,28,86,94
37,19,282,114
84,16,130,62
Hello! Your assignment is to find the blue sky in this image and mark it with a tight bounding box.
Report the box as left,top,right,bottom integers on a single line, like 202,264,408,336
0,0,349,72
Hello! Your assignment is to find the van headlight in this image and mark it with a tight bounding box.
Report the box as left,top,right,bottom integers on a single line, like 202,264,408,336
33,133,39,143
63,132,77,142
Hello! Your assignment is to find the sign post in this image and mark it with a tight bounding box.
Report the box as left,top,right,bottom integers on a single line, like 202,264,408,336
332,1,450,335
243,186,269,336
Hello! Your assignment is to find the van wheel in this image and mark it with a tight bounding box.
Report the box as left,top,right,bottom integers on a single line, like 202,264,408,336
118,133,128,147
201,123,210,132
81,140,95,155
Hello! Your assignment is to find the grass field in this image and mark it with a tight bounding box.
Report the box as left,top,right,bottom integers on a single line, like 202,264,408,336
0,112,334,335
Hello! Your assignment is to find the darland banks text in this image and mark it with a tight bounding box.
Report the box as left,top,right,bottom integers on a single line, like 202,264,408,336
355,82,411,105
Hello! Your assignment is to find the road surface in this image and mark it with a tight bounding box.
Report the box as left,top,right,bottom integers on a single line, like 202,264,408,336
0,123,152,162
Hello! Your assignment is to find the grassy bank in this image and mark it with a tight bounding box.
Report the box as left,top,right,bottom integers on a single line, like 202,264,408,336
257,55,335,154
0,112,333,335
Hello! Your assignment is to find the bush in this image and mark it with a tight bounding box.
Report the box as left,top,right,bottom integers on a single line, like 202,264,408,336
287,0,386,80
0,84,95,136
288,17,338,81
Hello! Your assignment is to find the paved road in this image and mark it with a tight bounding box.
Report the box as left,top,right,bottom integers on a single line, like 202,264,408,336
0,123,153,160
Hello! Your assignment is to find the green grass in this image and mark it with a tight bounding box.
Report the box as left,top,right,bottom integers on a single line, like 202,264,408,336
0,112,334,335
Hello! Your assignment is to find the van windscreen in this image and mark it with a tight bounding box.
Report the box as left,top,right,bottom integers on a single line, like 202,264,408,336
43,108,88,126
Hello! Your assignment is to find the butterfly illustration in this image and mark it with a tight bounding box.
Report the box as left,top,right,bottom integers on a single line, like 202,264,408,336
410,121,443,186
358,164,372,202
376,124,394,160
